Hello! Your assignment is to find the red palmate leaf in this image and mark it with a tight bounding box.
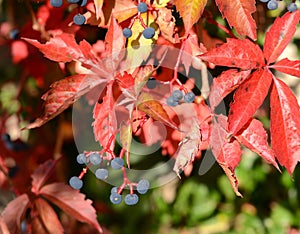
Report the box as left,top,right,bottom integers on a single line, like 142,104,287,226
137,93,178,130
228,69,273,135
105,16,126,69
24,74,105,129
93,81,117,151
106,16,125,54
264,10,300,64
31,159,58,194
174,0,207,34
181,31,205,74
40,183,103,233
23,34,99,69
235,118,279,170
215,0,257,40
134,65,155,95
210,115,242,196
173,118,201,177
200,38,264,70
270,58,300,78
1,194,30,234
270,77,300,175
209,69,251,110
34,198,64,234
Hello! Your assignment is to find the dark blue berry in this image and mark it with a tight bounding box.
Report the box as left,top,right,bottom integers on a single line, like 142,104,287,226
146,77,157,89
267,0,278,10
137,2,148,13
69,176,83,189
50,0,63,7
79,0,87,7
166,96,178,107
124,194,139,205
142,27,155,39
172,90,183,101
123,28,132,38
287,3,297,12
111,187,118,194
9,29,19,40
110,193,122,204
111,158,124,170
89,152,102,165
76,153,87,164
95,168,109,180
183,92,195,103
137,179,150,194
73,14,86,25
68,0,80,3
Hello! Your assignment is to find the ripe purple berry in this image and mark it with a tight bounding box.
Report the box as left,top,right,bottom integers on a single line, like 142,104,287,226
123,28,132,38
73,14,86,25
142,27,155,39
137,2,148,13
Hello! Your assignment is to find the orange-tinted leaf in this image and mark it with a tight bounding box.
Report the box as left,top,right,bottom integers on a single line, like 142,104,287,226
200,38,264,70
209,69,251,110
173,118,200,177
24,74,105,129
210,115,242,196
228,69,273,135
235,118,279,170
35,198,64,234
40,183,103,233
174,0,207,34
215,0,256,40
93,81,117,151
112,0,138,22
264,11,300,64
270,77,300,175
31,159,58,194
1,194,30,234
270,58,300,78
137,93,178,130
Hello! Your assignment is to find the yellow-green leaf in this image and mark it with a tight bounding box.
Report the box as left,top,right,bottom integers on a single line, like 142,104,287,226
126,12,159,72
120,121,132,152
153,0,171,8
93,0,104,20
174,0,207,34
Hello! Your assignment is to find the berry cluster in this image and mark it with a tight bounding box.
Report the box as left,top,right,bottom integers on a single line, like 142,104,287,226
122,2,156,39
110,179,150,205
166,90,195,107
69,152,149,205
260,0,298,12
50,0,87,25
